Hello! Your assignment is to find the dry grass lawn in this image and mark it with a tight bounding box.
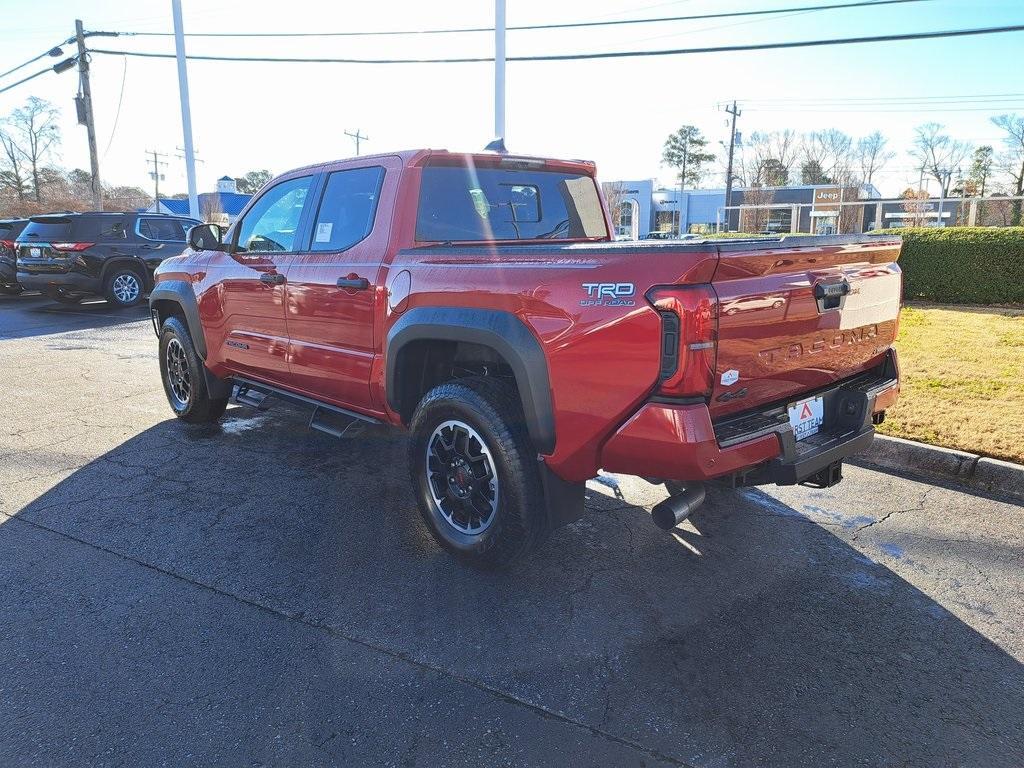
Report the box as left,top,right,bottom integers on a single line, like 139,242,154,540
877,303,1024,464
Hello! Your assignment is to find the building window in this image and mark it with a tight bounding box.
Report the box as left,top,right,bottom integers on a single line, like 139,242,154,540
654,210,678,233
615,201,633,237
766,208,793,233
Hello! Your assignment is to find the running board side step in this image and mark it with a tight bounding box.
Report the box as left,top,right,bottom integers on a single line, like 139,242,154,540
234,384,271,410
231,377,383,439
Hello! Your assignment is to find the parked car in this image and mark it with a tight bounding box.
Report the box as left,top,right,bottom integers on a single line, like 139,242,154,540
150,149,902,567
0,218,29,295
16,211,201,307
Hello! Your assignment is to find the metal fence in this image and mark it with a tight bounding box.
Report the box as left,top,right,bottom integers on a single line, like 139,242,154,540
715,195,1024,234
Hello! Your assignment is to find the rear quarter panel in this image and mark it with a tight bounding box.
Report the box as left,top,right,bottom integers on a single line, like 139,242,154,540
385,244,717,482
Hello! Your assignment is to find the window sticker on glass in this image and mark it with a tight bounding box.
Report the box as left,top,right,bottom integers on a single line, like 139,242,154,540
315,222,334,243
468,188,490,220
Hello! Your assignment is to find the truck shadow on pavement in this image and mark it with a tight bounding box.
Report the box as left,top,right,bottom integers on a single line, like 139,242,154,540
3,403,1022,767
0,292,148,341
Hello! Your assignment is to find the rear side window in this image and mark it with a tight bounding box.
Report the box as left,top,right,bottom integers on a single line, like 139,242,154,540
416,165,607,242
0,221,27,240
19,217,73,242
139,217,187,241
96,216,128,241
310,167,385,252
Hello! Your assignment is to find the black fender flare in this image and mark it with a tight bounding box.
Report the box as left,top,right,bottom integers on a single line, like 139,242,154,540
149,280,208,360
386,307,555,454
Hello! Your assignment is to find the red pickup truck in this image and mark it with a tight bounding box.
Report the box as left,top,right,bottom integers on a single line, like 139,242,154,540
150,149,901,567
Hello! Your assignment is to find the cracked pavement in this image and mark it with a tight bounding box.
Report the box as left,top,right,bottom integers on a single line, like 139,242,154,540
1,292,1023,767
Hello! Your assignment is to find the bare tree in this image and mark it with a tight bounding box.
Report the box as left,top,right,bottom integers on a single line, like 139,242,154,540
911,122,972,196
737,130,797,186
855,131,894,188
601,181,628,233
202,194,226,226
0,129,29,201
801,129,855,185
991,114,1024,224
3,97,62,202
738,187,774,233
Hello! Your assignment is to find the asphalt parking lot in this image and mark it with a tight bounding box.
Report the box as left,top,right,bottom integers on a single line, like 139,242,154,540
1,292,1022,767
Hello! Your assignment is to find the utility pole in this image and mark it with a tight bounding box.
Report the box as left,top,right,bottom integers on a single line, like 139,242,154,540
171,0,199,220
145,150,169,208
722,101,741,232
75,19,103,211
344,129,368,156
494,0,506,142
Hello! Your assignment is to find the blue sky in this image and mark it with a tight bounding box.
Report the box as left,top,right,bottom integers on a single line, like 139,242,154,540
1,0,1022,197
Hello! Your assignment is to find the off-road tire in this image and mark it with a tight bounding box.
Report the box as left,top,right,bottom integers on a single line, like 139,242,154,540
104,265,145,308
159,316,228,424
409,376,547,569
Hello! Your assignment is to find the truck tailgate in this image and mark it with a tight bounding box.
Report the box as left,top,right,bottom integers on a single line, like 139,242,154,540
709,236,901,420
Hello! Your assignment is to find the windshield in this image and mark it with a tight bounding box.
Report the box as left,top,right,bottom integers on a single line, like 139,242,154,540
415,164,608,242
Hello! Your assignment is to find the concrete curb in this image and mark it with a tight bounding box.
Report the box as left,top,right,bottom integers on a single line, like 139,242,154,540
856,435,1024,503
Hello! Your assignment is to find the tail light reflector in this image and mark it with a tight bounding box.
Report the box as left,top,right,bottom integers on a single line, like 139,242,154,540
0,239,15,250
647,284,718,398
50,242,95,252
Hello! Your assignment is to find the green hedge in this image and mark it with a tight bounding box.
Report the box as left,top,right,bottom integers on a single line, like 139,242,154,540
869,227,1024,305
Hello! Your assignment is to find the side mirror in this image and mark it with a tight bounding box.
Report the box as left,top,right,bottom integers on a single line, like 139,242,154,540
188,223,226,251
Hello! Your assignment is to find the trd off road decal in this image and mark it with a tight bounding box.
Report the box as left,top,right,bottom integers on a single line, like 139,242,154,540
580,282,635,307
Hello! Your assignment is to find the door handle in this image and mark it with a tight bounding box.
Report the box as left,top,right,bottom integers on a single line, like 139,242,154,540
260,272,286,286
336,277,370,290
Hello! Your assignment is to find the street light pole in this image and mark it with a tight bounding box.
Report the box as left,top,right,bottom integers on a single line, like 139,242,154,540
494,0,506,142
171,0,199,221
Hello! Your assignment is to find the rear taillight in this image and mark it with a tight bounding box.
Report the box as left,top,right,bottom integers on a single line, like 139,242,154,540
0,239,14,250
647,284,718,398
50,242,95,252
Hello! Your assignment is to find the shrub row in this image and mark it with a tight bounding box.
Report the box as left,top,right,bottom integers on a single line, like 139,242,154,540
870,227,1024,305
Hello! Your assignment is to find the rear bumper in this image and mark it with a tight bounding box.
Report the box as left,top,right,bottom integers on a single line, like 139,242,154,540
16,270,100,296
601,350,899,486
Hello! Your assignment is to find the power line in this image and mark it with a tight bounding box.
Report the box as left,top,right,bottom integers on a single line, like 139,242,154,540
737,91,1024,104
110,0,930,38
0,65,55,95
88,23,1024,65
101,56,128,159
0,41,69,81
747,105,1024,112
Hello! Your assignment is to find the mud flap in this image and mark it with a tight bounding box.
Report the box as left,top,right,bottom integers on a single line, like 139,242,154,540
539,458,586,530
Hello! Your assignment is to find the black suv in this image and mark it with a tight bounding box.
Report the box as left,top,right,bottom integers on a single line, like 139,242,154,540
16,211,201,307
1,218,30,295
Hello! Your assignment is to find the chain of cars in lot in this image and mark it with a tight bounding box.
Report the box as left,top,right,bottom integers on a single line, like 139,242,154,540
1,211,200,306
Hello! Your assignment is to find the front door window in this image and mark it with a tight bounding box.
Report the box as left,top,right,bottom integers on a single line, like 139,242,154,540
235,176,313,253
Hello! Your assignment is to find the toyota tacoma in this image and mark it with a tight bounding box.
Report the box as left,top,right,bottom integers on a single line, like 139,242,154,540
150,149,901,567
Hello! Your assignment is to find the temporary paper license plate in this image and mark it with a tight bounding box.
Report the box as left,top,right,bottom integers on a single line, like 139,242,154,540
788,396,824,441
